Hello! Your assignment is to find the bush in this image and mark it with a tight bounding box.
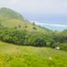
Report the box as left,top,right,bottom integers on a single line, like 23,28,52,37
0,23,67,48
59,43,67,51
27,33,47,47
33,38,46,47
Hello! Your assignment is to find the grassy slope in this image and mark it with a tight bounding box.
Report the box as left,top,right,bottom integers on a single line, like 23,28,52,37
0,17,50,33
0,18,47,32
0,41,67,67
0,8,50,33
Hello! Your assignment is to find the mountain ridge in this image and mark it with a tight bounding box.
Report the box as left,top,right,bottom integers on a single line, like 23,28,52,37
0,7,51,33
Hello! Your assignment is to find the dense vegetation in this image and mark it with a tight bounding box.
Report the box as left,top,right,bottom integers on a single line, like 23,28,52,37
0,24,49,46
0,7,67,51
0,23,67,50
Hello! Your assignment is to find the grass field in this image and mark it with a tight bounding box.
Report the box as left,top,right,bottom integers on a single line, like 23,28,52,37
0,41,67,67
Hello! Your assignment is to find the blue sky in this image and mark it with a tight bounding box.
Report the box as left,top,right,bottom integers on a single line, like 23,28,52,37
0,0,67,30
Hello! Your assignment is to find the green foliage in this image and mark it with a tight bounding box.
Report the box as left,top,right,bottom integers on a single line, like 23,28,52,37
28,33,46,46
0,25,46,46
32,26,37,30
0,23,66,48
59,43,67,51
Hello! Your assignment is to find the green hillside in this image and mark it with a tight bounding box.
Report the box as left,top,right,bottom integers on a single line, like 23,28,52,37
0,41,67,67
0,7,50,33
0,7,67,67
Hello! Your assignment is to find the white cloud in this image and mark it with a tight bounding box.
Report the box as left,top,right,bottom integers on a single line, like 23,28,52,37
0,0,67,15
8,0,19,4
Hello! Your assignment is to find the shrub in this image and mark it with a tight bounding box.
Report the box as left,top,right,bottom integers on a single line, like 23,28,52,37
59,43,67,51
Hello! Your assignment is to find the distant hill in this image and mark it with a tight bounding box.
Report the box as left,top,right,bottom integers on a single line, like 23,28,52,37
0,7,51,33
0,7,24,20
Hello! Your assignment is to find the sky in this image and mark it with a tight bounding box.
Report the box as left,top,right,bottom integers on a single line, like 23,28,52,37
0,0,67,30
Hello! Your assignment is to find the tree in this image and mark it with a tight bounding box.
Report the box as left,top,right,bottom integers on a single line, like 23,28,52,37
33,38,46,47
